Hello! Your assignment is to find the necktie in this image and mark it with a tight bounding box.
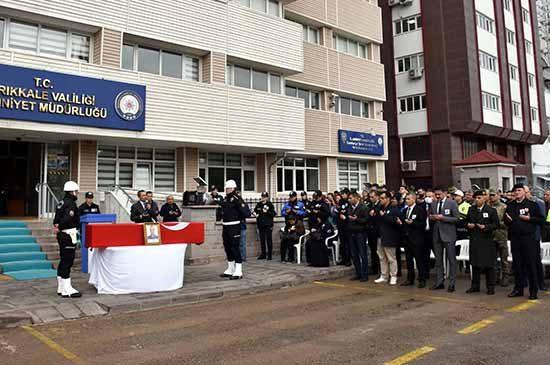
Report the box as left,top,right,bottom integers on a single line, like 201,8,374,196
437,201,442,214
407,207,412,220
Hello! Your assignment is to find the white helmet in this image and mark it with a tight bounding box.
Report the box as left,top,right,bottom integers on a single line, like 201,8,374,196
63,181,79,192
224,180,237,189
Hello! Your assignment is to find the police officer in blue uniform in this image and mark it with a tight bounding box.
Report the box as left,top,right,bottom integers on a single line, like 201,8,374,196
220,180,250,280
53,181,82,298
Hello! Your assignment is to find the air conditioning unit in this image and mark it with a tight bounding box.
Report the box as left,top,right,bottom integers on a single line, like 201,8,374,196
390,0,413,6
408,68,424,80
401,161,417,172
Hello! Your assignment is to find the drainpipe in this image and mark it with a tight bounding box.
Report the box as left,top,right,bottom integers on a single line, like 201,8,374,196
267,152,287,197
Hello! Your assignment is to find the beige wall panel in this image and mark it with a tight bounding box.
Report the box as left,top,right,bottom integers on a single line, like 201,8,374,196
185,148,199,191
176,147,185,192
92,30,101,65
326,157,337,192
319,157,328,192
304,110,330,154
326,0,338,25
202,53,212,83
211,52,226,83
285,0,327,22
79,140,97,191
256,153,266,193
336,0,382,42
102,29,122,68
327,49,340,90
337,53,386,101
286,43,328,87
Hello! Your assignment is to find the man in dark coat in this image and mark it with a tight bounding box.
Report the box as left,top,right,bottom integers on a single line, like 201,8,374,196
130,190,159,223
465,191,499,295
254,192,276,260
374,191,402,285
159,195,181,222
401,192,429,288
347,192,369,282
336,188,352,266
280,213,305,263
305,220,334,267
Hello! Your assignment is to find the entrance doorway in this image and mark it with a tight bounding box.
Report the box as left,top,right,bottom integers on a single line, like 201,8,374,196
0,141,43,217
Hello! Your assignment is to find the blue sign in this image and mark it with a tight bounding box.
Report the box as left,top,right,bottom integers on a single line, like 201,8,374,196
338,129,384,156
0,64,146,131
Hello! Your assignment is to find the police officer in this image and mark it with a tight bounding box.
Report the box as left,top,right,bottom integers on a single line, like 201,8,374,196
505,184,545,300
308,190,330,230
453,190,471,240
53,181,82,298
220,180,249,280
281,191,306,221
488,189,511,287
254,192,276,260
78,192,100,216
336,188,352,266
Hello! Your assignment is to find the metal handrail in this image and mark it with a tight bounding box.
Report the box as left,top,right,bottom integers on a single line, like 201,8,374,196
35,182,60,222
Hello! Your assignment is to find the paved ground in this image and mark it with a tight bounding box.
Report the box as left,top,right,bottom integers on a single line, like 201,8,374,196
0,259,352,327
0,275,547,365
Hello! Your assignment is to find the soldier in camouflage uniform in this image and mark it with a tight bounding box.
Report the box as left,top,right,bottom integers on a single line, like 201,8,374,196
488,188,510,286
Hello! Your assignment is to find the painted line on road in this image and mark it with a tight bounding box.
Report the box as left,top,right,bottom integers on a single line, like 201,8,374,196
22,326,85,365
384,346,436,365
312,281,347,288
506,300,539,313
457,316,500,335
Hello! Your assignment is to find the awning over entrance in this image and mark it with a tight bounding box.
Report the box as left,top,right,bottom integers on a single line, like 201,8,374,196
453,150,517,167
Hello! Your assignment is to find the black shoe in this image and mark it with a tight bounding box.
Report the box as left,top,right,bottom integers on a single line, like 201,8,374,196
487,287,495,295
350,276,360,281
220,273,232,278
508,289,524,298
418,281,426,289
267,257,272,261
257,255,266,260
528,294,538,300
400,280,414,287
360,278,369,282
345,263,353,267
230,275,242,280
466,287,480,294
447,286,455,293
430,284,445,290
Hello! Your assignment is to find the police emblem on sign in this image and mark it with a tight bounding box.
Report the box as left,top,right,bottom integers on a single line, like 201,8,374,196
115,91,143,121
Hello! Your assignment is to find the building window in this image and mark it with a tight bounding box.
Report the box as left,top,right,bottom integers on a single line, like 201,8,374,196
512,102,522,118
123,44,199,81
394,15,422,35
476,12,495,34
332,33,371,59
506,29,515,45
399,94,427,113
334,96,371,118
512,145,525,164
227,64,282,94
285,85,320,109
4,19,90,62
337,160,369,190
239,0,281,17
526,40,533,54
509,65,518,80
402,136,431,161
503,0,511,11
470,178,490,190
521,8,530,24
277,158,319,192
97,146,176,191
463,138,485,158
482,92,500,112
302,25,320,45
199,152,256,192
396,53,424,73
527,73,535,88
479,51,498,72
530,107,538,122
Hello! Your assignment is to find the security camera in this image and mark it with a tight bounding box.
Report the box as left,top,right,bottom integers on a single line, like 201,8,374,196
331,93,339,99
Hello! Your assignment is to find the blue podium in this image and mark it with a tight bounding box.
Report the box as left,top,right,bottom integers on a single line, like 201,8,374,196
80,214,117,273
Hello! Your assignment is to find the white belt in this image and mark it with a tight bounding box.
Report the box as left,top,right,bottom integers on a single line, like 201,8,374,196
222,221,241,226
62,228,78,244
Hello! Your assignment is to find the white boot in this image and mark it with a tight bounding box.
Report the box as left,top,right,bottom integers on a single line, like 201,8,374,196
230,263,243,280
220,261,235,278
61,278,82,298
389,277,398,286
374,276,387,284
57,277,63,296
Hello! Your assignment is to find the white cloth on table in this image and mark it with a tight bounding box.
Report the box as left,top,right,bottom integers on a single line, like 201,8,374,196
88,244,187,295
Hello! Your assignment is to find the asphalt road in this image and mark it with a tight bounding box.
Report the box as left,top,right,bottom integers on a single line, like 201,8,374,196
0,277,548,365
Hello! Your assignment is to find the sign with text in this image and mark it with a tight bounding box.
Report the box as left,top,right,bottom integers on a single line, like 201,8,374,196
0,63,146,131
338,129,384,156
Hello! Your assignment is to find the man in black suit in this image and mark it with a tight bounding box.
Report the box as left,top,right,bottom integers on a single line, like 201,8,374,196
401,192,429,288
130,190,158,223
347,192,370,282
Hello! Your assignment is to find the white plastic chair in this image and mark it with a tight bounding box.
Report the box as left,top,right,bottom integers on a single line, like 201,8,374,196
294,230,310,265
456,239,471,279
541,242,550,266
324,229,339,266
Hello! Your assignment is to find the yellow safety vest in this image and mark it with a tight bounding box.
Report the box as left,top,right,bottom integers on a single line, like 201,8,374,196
458,201,471,217
546,209,550,223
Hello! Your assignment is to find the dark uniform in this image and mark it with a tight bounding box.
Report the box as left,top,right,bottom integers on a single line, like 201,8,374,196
280,213,305,262
159,202,181,222
77,202,100,216
54,194,80,279
505,196,545,299
366,199,381,275
221,191,249,267
402,203,429,286
254,197,276,260
336,194,351,265
308,194,330,230
466,203,499,294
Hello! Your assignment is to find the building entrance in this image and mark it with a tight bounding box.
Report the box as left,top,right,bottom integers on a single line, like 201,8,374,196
0,141,43,217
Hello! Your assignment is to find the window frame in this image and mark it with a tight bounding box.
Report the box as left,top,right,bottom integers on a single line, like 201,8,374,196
285,85,320,110
509,64,518,80
337,159,369,191
276,157,320,193
512,101,522,118
398,94,427,113
332,33,371,60
122,43,200,81
302,24,320,45
505,29,515,45
239,0,282,18
2,17,92,63
227,63,282,94
199,152,256,192
333,96,372,118
396,53,424,73
478,50,498,73
481,92,501,112
476,12,495,34
394,15,422,36
527,73,535,88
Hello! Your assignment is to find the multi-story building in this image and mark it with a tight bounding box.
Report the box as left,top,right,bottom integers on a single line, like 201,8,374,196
380,0,549,191
0,0,386,217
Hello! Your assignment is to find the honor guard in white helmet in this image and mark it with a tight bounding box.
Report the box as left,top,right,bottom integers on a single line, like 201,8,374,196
53,181,82,298
219,180,249,280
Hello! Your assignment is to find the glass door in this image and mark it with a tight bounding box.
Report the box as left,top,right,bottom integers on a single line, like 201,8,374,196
46,143,71,200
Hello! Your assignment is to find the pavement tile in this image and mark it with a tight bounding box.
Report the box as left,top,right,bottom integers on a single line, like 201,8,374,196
33,307,64,323
56,303,82,319
75,301,108,317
